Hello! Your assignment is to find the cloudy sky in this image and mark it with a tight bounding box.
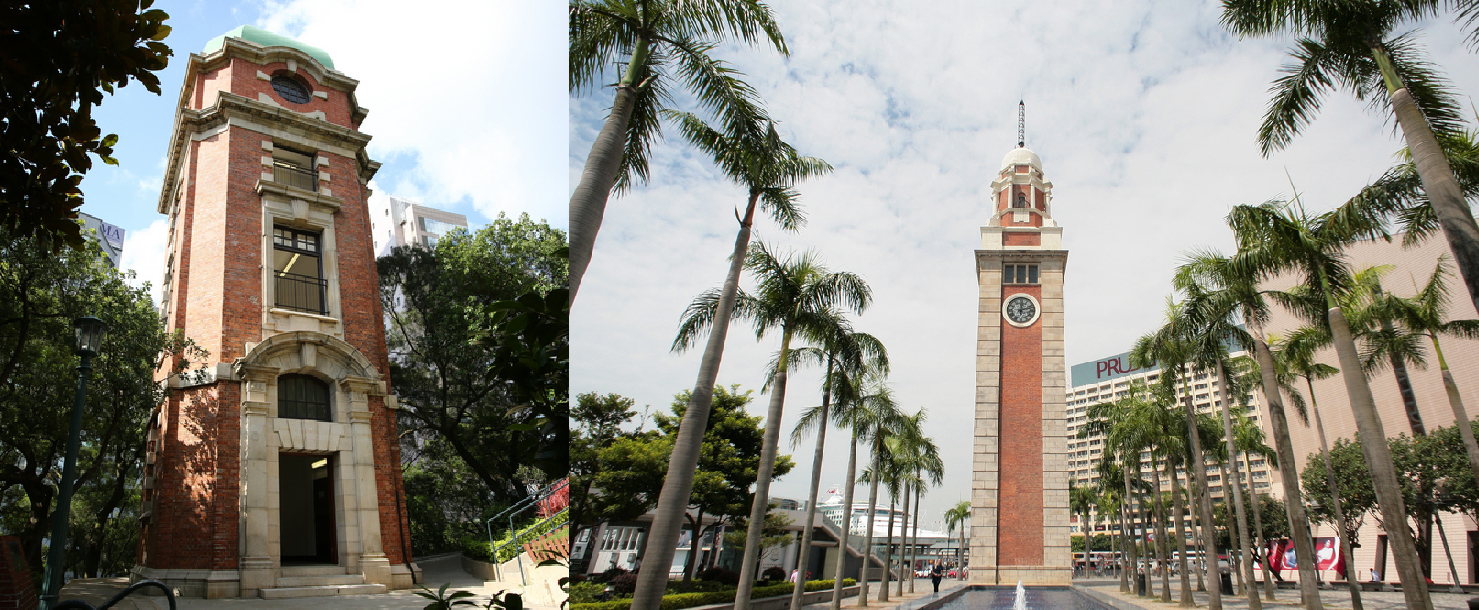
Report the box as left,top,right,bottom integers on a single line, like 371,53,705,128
570,2,1479,530
76,0,566,305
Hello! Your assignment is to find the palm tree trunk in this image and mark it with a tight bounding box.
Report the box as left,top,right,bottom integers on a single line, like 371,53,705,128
1188,464,1206,593
569,37,649,303
1126,465,1144,596
1434,515,1463,592
895,487,907,597
831,430,860,610
1119,495,1131,593
735,332,796,610
1325,309,1431,610
631,191,761,610
879,497,894,601
1251,333,1325,609
860,451,882,607
1152,459,1171,602
909,483,921,594
1179,369,1224,610
1385,334,1436,578
1309,386,1362,610
1168,457,1193,606
1381,77,1479,318
1432,336,1479,511
1220,461,1244,596
788,390,832,610
1217,361,1262,608
1245,452,1275,601
959,527,967,581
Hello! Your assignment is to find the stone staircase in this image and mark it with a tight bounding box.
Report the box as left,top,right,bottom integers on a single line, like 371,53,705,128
258,565,387,599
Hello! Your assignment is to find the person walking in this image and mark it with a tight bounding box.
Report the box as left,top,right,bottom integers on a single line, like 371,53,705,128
930,563,944,593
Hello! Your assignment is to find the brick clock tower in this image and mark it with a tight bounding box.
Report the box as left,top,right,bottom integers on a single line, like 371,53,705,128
971,138,1071,586
132,27,418,598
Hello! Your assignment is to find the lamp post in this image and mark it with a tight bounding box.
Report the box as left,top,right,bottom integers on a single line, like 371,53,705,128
39,316,107,610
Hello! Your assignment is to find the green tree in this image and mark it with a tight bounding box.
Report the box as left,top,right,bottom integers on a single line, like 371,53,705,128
0,228,200,578
849,372,904,608
829,366,894,609
653,386,795,579
570,392,641,567
1222,0,1479,338
379,214,567,508
675,243,869,609
567,0,786,299
636,114,829,610
0,1,173,249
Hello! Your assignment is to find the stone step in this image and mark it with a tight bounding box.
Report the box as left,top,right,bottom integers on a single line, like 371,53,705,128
281,565,348,577
259,584,387,599
275,574,365,587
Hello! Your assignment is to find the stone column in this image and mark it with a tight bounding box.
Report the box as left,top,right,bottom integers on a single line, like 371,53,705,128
237,364,278,596
344,378,390,587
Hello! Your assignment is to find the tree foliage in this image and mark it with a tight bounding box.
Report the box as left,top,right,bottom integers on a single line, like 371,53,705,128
0,0,173,248
379,213,567,522
0,227,201,578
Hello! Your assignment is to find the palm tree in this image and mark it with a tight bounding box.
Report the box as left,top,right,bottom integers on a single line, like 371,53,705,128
787,326,887,610
943,501,970,581
1272,330,1364,610
842,373,903,609
1230,407,1279,601
1132,302,1223,610
568,0,786,300
677,243,870,609
1082,380,1160,597
825,367,891,610
1176,272,1267,609
1226,199,1429,609
1220,0,1479,321
637,116,830,610
1070,481,1097,577
1394,259,1479,489
891,420,941,596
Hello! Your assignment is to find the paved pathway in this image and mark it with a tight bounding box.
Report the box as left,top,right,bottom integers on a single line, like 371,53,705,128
1074,577,1479,610
55,554,563,609
800,579,971,610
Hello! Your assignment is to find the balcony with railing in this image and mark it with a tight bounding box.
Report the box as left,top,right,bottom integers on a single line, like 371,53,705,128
272,159,318,192
275,271,327,315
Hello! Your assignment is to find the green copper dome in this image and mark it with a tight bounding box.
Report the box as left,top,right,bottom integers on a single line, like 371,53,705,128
203,25,334,70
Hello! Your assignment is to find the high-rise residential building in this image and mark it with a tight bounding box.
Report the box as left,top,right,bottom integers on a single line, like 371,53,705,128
77,211,126,269
134,25,415,599
369,195,468,257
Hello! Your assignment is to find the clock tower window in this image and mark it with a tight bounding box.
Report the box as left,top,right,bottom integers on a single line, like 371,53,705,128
1003,263,1038,285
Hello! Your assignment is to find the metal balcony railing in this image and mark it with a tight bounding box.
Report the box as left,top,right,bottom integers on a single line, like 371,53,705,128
273,160,318,192
275,271,326,315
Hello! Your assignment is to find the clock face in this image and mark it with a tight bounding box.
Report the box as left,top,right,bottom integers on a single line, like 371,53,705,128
1005,295,1037,325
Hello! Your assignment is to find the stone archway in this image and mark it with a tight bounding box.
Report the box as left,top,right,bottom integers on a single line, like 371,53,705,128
232,331,393,597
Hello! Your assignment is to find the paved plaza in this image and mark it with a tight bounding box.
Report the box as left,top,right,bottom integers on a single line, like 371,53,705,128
56,554,562,609
1075,577,1479,610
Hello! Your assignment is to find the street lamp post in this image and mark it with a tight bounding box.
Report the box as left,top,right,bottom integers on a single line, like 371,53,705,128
38,317,107,610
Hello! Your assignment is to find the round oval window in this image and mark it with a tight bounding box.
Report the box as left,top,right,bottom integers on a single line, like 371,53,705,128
271,75,311,104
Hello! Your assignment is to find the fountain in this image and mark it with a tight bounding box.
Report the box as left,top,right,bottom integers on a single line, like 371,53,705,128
1013,581,1026,610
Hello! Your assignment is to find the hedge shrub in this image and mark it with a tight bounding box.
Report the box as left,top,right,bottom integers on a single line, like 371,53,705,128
570,578,857,610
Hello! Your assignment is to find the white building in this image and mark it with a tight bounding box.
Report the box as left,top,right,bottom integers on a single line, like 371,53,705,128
368,194,468,257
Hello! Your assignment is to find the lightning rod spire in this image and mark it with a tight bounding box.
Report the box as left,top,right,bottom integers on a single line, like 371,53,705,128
1017,100,1025,148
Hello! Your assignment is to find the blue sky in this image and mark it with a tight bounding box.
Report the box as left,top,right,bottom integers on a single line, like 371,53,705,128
79,0,566,304
570,1,1479,525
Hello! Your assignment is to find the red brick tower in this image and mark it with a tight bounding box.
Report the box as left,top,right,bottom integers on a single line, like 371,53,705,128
133,26,416,598
971,138,1071,585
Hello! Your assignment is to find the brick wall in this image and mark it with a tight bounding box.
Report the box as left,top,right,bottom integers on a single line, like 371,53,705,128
144,384,241,570
998,285,1043,566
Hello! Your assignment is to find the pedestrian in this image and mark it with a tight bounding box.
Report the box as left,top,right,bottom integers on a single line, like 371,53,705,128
789,569,799,584
930,562,944,593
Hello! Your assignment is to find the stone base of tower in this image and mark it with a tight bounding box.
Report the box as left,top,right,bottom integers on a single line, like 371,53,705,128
968,565,1071,586
129,566,242,599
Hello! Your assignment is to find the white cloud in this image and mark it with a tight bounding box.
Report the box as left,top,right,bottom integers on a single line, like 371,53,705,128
119,218,170,306
571,1,1479,522
256,0,566,227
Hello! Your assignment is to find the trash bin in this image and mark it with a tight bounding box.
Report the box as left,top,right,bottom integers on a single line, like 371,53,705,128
1137,573,1147,595
1220,573,1234,595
